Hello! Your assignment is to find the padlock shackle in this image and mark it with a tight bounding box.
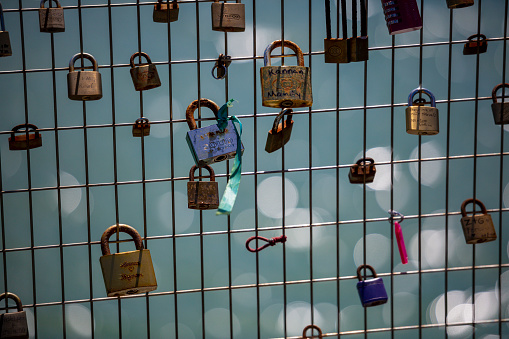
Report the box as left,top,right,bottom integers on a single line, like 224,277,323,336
408,88,436,107
157,0,178,3
101,224,144,256
355,157,374,166
10,124,40,138
189,164,215,182
69,52,98,72
351,0,367,37
325,0,348,40
130,51,153,68
302,324,323,339
0,292,23,312
492,83,509,103
461,198,488,218
0,2,5,32
40,0,62,9
356,264,377,281
263,40,305,67
271,108,293,134
135,117,149,124
186,98,220,130
467,33,486,42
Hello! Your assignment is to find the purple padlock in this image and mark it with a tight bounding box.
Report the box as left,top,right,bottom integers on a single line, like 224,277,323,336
381,0,423,35
356,264,388,307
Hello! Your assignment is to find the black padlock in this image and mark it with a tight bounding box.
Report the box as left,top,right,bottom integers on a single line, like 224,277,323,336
265,109,294,153
153,0,179,23
132,118,150,137
463,34,487,55
8,124,43,151
491,83,509,125
0,292,29,339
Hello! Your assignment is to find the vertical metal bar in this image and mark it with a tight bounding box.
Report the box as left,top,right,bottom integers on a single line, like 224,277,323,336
418,1,424,338
390,31,396,339
362,0,369,336
308,0,314,330
335,0,342,335
280,1,287,338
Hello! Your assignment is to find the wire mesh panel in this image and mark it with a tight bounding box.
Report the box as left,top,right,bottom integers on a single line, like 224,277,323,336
0,0,509,338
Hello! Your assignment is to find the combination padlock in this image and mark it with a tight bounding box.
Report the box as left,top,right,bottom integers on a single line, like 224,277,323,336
0,292,28,339
446,0,474,9
187,165,219,210
67,52,103,101
0,3,12,57
460,198,497,244
491,83,509,125
405,88,439,135
348,157,376,184
99,224,157,297
463,34,487,55
265,108,294,153
185,98,243,167
348,0,368,62
130,51,161,91
324,0,349,63
381,0,422,35
211,0,245,32
132,118,150,137
39,0,65,33
261,40,313,108
356,264,388,307
153,0,179,23
8,124,42,151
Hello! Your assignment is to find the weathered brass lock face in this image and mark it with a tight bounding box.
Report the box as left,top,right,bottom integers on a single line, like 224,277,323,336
8,124,43,151
446,0,474,9
67,52,103,101
0,3,12,57
349,157,376,184
132,118,150,137
491,83,509,124
211,0,245,32
99,224,157,297
265,108,294,153
39,0,65,33
405,88,439,135
153,0,179,23
460,198,497,244
0,292,29,339
324,0,349,63
187,165,219,210
129,51,161,91
463,34,487,55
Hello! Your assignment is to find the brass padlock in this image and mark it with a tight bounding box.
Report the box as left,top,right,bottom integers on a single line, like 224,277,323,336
265,108,294,153
99,224,157,297
446,0,474,9
67,52,103,101
130,52,161,91
405,88,439,135
463,34,487,55
0,292,29,339
211,0,245,33
261,40,313,108
324,0,349,63
8,124,42,151
187,165,219,210
348,0,368,62
348,157,376,184
0,3,12,57
39,0,65,33
153,0,179,23
491,83,509,125
132,117,150,137
460,198,497,244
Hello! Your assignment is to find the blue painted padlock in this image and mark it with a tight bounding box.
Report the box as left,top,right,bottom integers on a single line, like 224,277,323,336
356,264,388,307
185,98,243,167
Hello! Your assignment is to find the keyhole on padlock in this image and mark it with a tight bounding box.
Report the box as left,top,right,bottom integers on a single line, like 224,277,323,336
215,155,228,162
126,289,139,295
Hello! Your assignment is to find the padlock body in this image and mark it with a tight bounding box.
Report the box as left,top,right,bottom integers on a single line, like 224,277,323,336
491,103,509,125
348,164,376,184
100,249,157,297
265,120,294,153
446,0,474,8
463,41,487,55
132,124,150,137
187,181,219,209
324,38,350,64
153,2,179,23
348,36,369,62
0,31,12,57
460,214,497,244
260,66,313,108
211,3,245,32
357,277,388,307
186,120,244,167
130,64,161,91
382,0,422,35
0,311,28,339
405,106,439,135
8,134,42,151
39,7,65,33
67,71,102,101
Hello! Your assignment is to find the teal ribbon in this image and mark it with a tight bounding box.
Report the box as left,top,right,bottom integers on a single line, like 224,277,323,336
216,99,242,215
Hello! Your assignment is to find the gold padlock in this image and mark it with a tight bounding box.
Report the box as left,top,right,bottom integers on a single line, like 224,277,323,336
99,224,157,297
460,198,497,244
187,165,219,210
153,0,179,23
265,108,294,153
132,117,150,137
8,124,43,151
405,88,439,135
67,52,103,101
129,51,161,91
39,0,65,33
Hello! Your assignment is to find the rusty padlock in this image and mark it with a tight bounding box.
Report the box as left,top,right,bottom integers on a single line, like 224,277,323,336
153,0,179,23
67,53,103,101
265,108,294,153
349,157,376,184
39,0,65,33
211,0,245,33
130,52,161,91
187,165,219,210
99,224,157,297
302,324,323,339
8,124,42,151
491,83,509,125
381,0,423,35
324,0,350,63
460,198,497,244
132,118,150,137
0,3,12,57
0,292,28,339
260,40,313,108
463,34,487,55
405,88,439,135
348,0,369,62
446,0,474,9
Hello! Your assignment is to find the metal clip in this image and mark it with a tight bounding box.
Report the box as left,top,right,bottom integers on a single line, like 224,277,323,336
388,210,404,223
211,54,232,80
245,235,287,252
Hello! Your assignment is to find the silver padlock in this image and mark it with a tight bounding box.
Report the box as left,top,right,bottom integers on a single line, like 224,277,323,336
211,0,245,32
130,52,161,91
0,2,12,57
0,292,29,339
39,0,65,33
67,52,103,101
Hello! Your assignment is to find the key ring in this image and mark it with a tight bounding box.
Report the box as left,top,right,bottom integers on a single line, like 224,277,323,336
211,54,231,80
245,235,287,252
388,210,404,223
